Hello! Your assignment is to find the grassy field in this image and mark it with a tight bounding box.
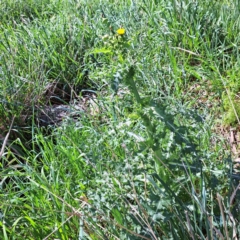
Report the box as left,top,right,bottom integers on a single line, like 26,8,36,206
0,0,240,239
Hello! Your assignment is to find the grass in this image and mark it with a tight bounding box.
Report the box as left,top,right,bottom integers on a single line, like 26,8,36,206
1,0,240,239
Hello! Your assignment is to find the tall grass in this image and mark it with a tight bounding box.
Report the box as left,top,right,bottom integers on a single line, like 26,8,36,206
1,0,240,239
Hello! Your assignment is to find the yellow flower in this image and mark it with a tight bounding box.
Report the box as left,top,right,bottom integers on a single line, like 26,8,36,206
117,28,125,35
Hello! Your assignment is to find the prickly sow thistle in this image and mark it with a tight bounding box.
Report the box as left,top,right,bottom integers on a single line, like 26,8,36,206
117,28,125,35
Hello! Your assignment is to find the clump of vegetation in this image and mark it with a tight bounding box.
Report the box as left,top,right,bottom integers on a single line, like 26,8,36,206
221,68,240,126
222,93,240,126
1,0,240,239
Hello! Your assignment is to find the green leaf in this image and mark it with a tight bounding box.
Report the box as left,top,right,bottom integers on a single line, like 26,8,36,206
89,47,112,55
111,208,123,225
